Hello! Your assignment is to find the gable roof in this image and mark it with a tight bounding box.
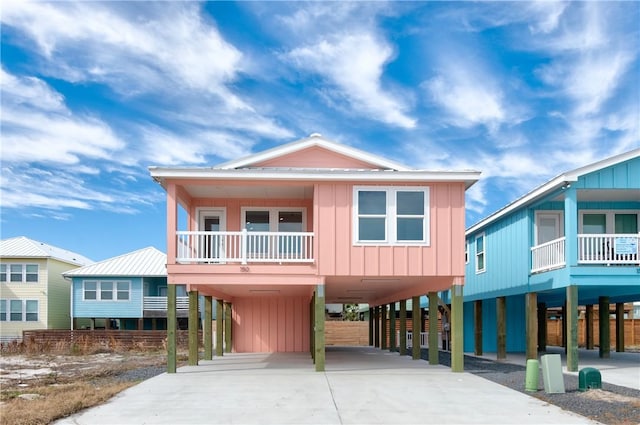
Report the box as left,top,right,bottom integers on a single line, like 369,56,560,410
0,236,93,266
149,134,481,189
216,133,411,171
467,148,640,235
63,247,166,277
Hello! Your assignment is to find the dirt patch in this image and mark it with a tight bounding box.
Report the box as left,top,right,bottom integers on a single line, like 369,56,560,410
0,351,167,425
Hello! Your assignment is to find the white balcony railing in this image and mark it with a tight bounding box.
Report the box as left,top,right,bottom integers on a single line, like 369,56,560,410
531,237,566,273
578,233,639,265
395,331,443,350
143,296,190,311
176,230,314,264
531,233,639,272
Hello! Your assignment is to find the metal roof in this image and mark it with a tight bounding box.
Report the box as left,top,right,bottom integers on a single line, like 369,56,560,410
0,236,93,266
63,246,166,277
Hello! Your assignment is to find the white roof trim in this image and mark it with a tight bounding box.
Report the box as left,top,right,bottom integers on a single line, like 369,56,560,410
466,148,640,235
150,168,481,188
215,134,411,171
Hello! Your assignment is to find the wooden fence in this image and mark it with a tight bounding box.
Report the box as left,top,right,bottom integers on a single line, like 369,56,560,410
21,329,201,350
546,318,639,348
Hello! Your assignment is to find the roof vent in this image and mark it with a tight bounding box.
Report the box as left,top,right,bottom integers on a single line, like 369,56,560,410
309,133,322,138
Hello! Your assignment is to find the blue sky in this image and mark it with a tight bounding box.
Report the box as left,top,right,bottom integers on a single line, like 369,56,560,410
1,1,639,262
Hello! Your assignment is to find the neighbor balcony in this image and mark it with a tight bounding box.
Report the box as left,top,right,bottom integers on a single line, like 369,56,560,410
175,230,314,264
143,296,190,311
531,233,640,273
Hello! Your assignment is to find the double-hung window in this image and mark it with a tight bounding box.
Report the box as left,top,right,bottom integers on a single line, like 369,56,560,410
2,300,39,321
0,264,39,283
83,280,130,301
354,187,429,245
475,233,485,273
0,300,6,321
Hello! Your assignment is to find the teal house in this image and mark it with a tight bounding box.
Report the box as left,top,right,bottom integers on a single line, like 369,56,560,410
459,149,639,371
64,247,192,330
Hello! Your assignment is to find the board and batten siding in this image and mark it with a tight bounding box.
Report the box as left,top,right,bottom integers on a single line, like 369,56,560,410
464,208,531,300
315,182,466,277
72,277,143,318
232,296,310,353
578,157,640,189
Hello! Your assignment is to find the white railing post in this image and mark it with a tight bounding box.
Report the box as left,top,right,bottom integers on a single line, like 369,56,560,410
241,228,248,265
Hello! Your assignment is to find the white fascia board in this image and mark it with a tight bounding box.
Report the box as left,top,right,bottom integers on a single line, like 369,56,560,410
149,168,480,186
466,174,577,235
215,135,411,171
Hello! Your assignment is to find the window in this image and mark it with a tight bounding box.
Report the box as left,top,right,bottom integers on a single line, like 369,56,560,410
579,211,639,234
84,280,130,301
2,300,38,322
475,233,485,273
0,264,39,283
10,300,22,321
242,208,307,258
354,187,429,245
465,241,469,264
25,300,38,321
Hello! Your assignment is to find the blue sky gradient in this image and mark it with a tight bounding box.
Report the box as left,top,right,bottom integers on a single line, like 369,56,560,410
1,1,639,261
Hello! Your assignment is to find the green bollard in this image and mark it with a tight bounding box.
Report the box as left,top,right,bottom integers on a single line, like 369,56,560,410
525,359,539,392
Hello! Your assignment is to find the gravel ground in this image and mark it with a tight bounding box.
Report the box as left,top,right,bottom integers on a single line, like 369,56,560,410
421,348,640,425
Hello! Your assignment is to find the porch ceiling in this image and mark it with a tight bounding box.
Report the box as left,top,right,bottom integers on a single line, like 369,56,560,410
182,183,314,199
190,275,453,306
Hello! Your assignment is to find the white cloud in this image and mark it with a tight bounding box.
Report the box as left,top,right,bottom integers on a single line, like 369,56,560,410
284,33,416,129
0,68,125,165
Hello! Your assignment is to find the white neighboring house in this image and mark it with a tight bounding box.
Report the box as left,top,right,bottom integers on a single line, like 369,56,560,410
0,237,93,342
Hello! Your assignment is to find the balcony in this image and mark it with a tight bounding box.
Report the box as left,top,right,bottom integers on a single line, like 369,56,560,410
176,230,314,264
531,233,640,273
143,296,190,311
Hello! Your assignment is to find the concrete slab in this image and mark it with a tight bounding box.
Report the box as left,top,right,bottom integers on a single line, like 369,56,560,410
470,346,640,390
55,347,600,425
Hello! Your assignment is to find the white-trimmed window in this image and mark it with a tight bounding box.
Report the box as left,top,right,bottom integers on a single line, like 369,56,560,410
465,240,469,264
83,280,130,301
353,186,429,245
5,299,38,321
475,233,485,273
0,264,39,283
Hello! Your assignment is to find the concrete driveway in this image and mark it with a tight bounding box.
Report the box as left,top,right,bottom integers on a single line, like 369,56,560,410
56,346,600,425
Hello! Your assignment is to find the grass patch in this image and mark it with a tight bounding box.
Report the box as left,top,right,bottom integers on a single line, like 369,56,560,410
1,379,135,425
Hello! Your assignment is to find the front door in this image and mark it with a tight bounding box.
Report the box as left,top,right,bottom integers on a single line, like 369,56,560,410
198,209,226,261
536,212,562,244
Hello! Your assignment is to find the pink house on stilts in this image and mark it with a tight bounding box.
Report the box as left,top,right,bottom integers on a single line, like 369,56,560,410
149,134,480,372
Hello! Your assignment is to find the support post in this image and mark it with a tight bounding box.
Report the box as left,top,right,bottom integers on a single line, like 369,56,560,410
167,284,177,373
616,302,625,352
374,306,380,348
451,285,464,372
585,304,594,350
566,286,578,372
526,292,538,361
474,299,483,356
188,290,199,366
224,302,232,353
412,296,421,360
599,296,610,358
368,307,374,346
204,296,213,360
399,300,407,355
497,296,506,360
310,293,315,360
428,292,439,365
537,302,547,352
315,285,325,371
381,305,387,349
389,302,396,352
216,299,224,356
561,303,567,351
